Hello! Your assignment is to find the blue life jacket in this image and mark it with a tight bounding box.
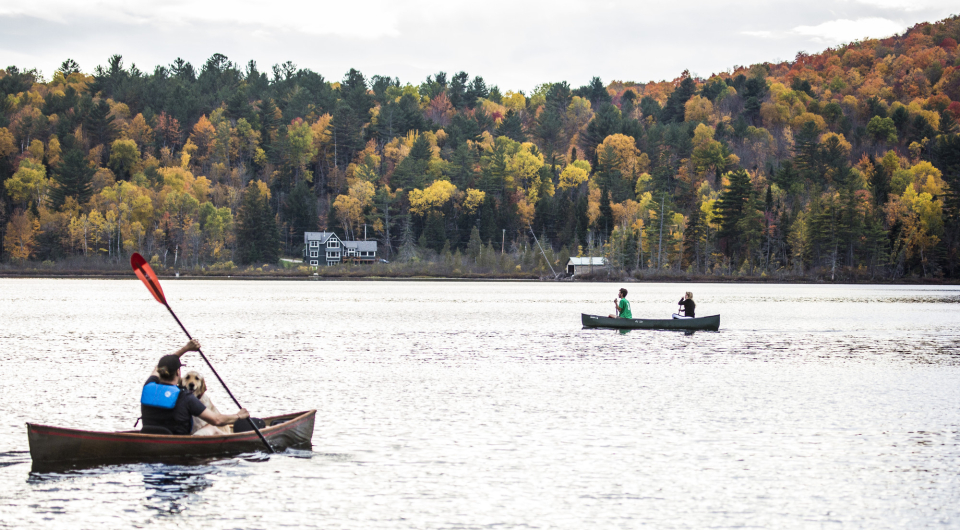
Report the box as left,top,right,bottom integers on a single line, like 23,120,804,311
141,382,180,409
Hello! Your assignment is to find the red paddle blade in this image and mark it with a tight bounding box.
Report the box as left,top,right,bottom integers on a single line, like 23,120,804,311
131,253,166,305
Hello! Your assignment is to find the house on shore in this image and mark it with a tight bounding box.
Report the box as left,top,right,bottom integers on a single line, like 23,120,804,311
566,257,606,275
304,232,378,267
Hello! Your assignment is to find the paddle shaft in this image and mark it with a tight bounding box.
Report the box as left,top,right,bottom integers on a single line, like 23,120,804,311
162,303,275,454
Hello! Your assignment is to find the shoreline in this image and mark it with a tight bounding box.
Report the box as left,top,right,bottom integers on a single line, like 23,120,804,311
0,268,956,285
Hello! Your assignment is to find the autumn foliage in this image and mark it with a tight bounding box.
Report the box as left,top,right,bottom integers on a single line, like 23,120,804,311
1,17,960,278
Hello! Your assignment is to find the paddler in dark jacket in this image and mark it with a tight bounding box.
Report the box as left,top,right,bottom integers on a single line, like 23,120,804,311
674,292,695,319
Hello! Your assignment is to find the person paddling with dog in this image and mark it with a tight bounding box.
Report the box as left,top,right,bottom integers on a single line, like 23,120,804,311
140,339,249,436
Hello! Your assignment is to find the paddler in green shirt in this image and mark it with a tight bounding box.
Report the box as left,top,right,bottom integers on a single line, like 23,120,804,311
608,288,632,319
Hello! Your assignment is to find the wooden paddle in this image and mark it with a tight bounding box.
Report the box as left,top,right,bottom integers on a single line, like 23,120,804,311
130,253,275,454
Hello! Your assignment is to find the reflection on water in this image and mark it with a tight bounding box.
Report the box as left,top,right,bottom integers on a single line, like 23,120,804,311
2,280,960,529
141,465,217,515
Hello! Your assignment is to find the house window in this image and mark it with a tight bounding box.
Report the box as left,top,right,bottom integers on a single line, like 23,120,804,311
309,241,319,248
309,250,318,258
327,240,339,248
309,260,318,266
327,251,339,259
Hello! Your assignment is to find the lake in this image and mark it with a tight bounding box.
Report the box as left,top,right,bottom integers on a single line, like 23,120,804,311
1,279,959,529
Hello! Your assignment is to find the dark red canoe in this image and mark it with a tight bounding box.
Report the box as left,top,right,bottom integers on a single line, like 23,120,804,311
27,410,315,467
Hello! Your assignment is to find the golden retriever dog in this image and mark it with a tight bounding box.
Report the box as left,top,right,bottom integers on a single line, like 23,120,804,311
182,371,232,435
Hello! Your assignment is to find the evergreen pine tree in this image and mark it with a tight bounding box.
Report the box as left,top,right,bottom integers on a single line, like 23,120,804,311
870,156,891,206
661,76,697,123
330,101,363,169
236,181,281,264
283,180,318,244
682,202,706,272
716,169,755,259
49,149,94,209
85,99,117,152
391,133,432,190
495,110,525,142
581,103,622,162
398,213,418,262
467,225,482,261
794,121,821,177
598,187,613,238
620,90,637,118
479,195,498,243
424,211,446,252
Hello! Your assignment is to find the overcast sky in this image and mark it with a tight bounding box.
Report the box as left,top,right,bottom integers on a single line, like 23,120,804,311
0,0,956,92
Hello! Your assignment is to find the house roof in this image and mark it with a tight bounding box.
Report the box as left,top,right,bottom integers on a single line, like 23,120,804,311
567,257,606,266
305,232,376,252
343,241,377,252
304,232,339,244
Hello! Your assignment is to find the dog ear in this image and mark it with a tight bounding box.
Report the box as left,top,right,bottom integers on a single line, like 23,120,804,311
198,378,206,396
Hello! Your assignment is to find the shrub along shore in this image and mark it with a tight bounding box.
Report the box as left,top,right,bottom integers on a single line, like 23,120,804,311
0,253,954,283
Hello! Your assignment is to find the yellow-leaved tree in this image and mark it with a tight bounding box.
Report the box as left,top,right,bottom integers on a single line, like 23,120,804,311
5,159,50,209
559,160,591,190
4,209,38,263
409,180,457,216
506,145,546,203
684,95,714,123
333,180,376,238
886,184,944,275
461,189,486,214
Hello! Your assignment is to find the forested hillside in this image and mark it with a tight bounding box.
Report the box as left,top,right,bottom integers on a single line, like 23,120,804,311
2,16,960,278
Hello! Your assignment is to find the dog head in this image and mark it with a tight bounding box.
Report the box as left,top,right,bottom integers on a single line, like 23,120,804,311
182,371,207,398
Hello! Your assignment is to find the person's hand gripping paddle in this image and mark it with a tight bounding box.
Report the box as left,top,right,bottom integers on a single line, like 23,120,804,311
130,253,274,453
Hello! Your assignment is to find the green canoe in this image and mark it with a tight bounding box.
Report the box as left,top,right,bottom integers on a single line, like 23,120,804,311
581,313,721,331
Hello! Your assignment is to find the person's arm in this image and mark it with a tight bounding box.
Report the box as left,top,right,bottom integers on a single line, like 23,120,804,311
173,339,201,358
199,407,250,427
149,339,201,378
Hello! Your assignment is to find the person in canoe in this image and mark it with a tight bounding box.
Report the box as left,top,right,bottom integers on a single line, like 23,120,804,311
141,339,249,436
673,292,695,319
608,288,632,319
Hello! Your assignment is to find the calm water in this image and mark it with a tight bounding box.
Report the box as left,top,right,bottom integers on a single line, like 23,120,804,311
1,279,959,529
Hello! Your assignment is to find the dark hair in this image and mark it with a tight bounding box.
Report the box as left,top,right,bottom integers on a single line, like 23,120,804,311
157,365,175,379
619,288,628,297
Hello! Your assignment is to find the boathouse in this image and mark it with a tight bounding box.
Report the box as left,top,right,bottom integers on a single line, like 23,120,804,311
566,257,607,275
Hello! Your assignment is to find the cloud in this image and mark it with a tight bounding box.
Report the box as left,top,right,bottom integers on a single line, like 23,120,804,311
741,30,774,38
0,1,956,90
852,0,948,11
793,17,906,43
0,0,407,38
